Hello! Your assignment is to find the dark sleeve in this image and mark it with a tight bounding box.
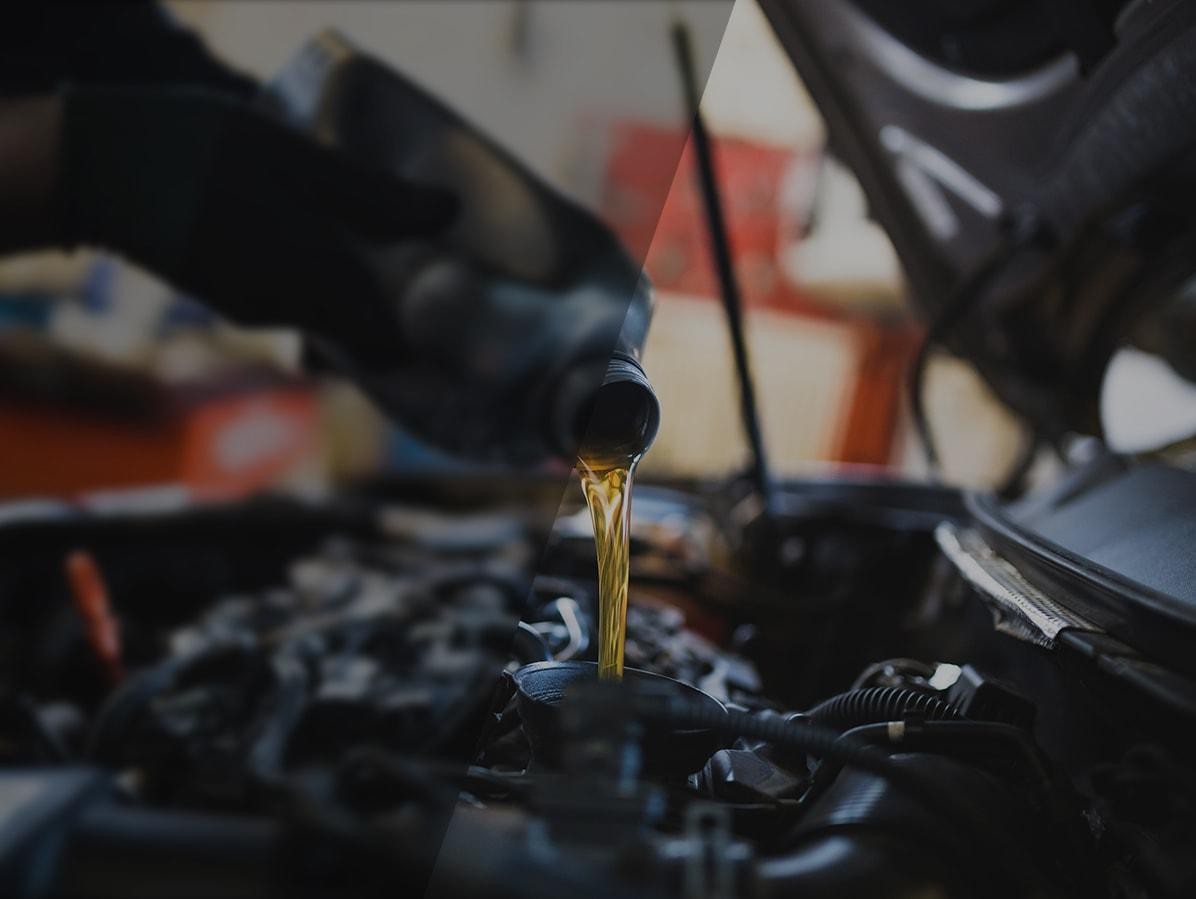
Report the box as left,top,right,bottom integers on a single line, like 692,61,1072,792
0,2,257,98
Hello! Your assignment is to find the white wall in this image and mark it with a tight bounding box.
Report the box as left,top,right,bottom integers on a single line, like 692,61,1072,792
169,0,734,205
698,0,822,149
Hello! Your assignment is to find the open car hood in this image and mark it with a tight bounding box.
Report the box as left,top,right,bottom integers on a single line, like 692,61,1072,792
759,0,1196,444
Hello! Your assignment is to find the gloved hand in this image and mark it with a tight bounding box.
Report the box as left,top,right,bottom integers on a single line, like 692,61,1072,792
54,85,457,367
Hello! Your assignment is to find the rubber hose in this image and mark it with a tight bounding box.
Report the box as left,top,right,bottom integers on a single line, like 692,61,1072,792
806,687,962,732
632,698,905,784
629,696,1030,899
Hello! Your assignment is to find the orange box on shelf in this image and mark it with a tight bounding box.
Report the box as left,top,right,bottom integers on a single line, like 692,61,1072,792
602,120,820,317
0,370,318,502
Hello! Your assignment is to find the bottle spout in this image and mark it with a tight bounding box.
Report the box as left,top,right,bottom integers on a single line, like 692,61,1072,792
569,352,660,467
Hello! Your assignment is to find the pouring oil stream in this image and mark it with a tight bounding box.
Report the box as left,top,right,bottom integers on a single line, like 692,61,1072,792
577,457,638,679
575,353,660,680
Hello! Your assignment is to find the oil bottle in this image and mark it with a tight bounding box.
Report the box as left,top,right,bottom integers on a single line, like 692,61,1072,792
266,30,657,467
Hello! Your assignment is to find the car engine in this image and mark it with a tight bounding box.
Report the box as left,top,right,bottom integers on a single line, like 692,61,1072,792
2,466,1193,899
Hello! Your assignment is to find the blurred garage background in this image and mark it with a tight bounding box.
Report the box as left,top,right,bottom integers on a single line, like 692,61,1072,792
0,0,1057,510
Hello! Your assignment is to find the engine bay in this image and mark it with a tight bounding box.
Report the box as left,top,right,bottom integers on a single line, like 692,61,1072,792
1,469,1193,899
5,1,1196,897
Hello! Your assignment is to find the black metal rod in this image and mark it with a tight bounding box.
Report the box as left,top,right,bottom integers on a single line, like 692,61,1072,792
671,20,777,517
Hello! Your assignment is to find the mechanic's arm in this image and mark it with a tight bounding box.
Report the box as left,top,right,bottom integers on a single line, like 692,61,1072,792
0,84,456,367
0,4,455,367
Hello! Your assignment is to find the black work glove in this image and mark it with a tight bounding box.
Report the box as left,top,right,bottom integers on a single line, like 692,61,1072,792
55,85,457,366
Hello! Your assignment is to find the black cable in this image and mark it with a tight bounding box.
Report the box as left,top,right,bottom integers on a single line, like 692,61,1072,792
630,695,1035,897
807,720,1054,807
908,215,1053,478
805,685,961,731
671,21,777,519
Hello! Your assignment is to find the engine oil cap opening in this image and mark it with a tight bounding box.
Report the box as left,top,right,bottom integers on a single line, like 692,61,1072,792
512,660,726,777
